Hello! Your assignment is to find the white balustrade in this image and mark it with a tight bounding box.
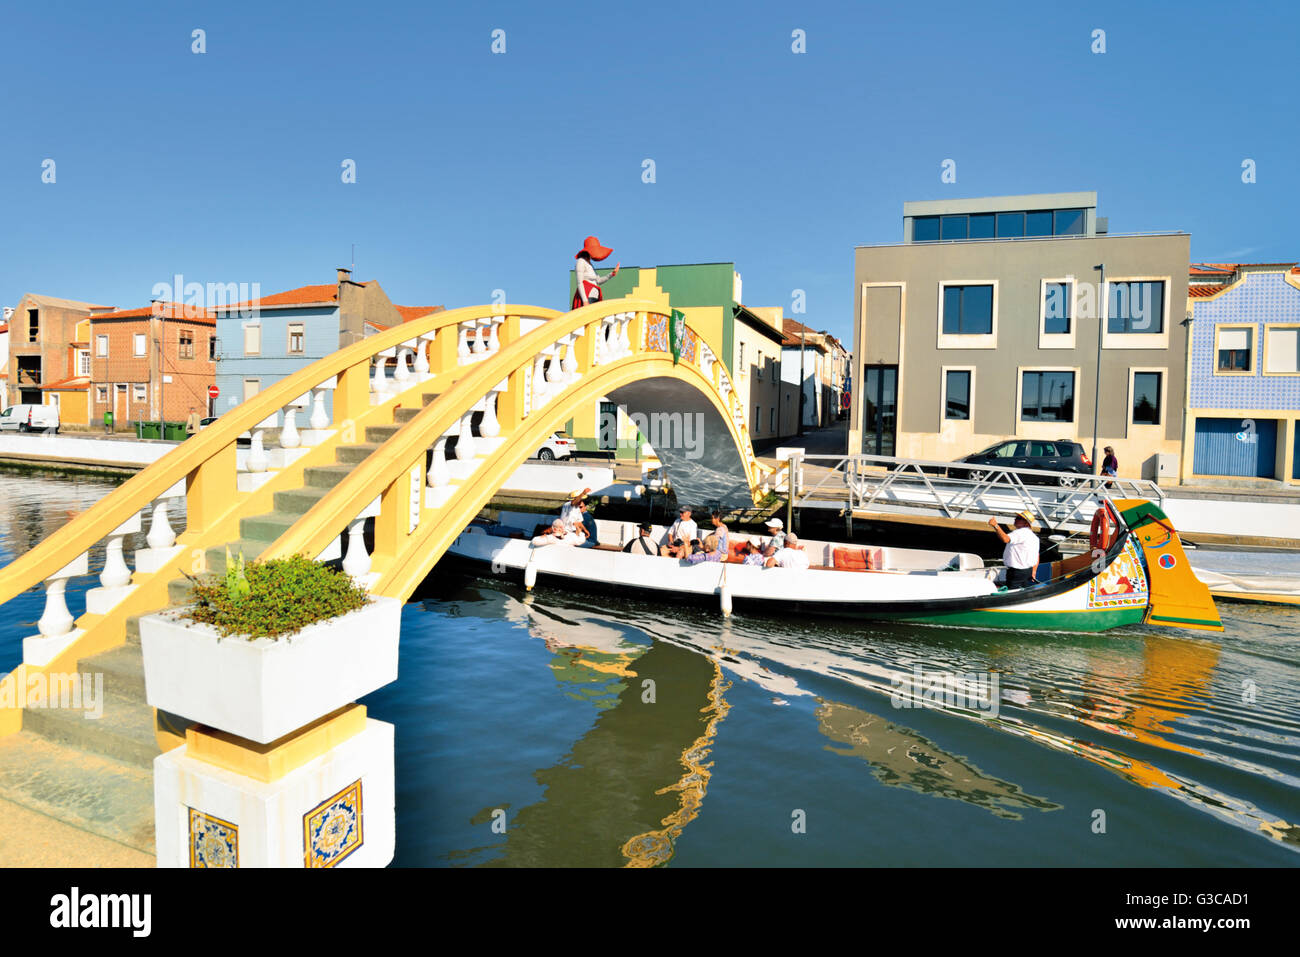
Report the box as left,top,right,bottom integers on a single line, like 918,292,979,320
486,319,501,353
480,392,501,438
544,349,564,387
531,356,549,408
37,553,88,638
457,324,472,363
618,314,632,355
341,517,370,577
561,336,579,381
412,338,431,377
394,343,414,387
147,498,177,549
372,355,390,395
455,411,477,460
247,429,269,473
99,525,133,589
280,405,301,449
427,436,451,489
471,320,487,356
310,388,331,430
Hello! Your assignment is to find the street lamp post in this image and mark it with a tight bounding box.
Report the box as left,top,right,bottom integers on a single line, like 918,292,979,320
1091,263,1105,472
797,324,806,437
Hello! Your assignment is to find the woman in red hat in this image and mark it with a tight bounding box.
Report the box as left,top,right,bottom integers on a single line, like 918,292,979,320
572,235,620,310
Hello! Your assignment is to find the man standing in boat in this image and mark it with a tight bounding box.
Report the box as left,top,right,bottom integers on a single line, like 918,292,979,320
573,236,620,309
988,511,1040,589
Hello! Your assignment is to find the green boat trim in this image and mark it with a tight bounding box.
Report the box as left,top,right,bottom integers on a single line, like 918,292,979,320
895,606,1149,632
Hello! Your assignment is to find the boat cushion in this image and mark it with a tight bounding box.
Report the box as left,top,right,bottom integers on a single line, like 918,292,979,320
833,546,883,571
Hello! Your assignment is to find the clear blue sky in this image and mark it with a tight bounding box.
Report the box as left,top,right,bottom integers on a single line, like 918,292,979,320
2,0,1294,344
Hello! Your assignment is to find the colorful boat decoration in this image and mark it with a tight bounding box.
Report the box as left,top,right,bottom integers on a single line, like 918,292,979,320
445,499,1222,634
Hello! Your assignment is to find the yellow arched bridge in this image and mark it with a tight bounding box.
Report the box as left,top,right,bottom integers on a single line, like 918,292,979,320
0,294,765,859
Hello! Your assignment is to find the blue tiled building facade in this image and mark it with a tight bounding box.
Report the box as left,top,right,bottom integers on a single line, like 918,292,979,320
1184,266,1300,483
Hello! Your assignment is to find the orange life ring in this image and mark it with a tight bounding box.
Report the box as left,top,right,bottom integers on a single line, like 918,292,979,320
1090,505,1114,554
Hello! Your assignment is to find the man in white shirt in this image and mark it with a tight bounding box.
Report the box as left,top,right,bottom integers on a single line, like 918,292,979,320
988,511,1040,588
766,532,811,569
660,506,698,555
762,517,786,551
532,519,583,548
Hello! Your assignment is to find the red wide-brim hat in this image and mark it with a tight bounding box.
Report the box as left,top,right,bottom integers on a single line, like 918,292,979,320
576,235,613,261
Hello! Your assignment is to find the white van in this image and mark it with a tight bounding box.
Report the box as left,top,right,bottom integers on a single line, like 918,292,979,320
0,404,61,433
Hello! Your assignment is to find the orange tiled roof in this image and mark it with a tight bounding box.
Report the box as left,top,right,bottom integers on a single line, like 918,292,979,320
395,305,444,322
92,302,214,322
219,280,377,311
1189,284,1226,298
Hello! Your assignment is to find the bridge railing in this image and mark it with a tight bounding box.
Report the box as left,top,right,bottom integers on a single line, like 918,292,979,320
0,303,561,659
788,452,1164,531
260,297,763,599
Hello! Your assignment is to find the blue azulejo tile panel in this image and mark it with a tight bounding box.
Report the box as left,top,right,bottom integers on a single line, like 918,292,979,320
304,779,364,868
189,808,239,868
1190,273,1300,411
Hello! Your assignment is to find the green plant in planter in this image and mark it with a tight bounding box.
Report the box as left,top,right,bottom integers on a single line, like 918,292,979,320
185,555,371,640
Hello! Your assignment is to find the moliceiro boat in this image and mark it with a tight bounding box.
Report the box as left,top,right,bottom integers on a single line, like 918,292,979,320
445,499,1222,634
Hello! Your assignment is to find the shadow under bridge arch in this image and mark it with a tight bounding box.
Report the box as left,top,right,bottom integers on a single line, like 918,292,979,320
606,376,757,507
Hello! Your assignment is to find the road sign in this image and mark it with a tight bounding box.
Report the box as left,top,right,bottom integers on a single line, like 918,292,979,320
208,384,220,399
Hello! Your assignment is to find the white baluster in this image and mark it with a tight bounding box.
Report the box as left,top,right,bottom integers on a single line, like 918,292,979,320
471,320,487,355
310,388,330,430
593,323,606,366
372,356,389,394
427,436,450,488
545,349,563,387
341,518,371,577
394,346,413,386
99,529,132,589
457,324,471,362
247,429,269,473
412,340,430,377
619,315,632,355
280,405,301,449
147,499,177,548
37,578,75,637
455,411,477,459
480,393,501,437
487,319,501,353
562,337,579,381
532,356,548,407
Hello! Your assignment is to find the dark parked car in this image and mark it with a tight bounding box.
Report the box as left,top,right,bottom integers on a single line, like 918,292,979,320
950,439,1093,487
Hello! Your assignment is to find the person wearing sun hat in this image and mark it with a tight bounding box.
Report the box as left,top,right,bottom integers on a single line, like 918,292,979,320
572,235,621,309
988,510,1040,589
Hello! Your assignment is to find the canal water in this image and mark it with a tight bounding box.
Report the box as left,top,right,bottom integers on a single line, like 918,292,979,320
2,469,1298,866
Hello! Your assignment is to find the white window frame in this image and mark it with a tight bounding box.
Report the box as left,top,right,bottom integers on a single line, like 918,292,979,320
243,322,262,357
132,383,147,403
940,365,976,425
96,334,109,357
1101,276,1171,351
937,280,998,350
96,385,108,403
288,322,305,355
133,333,147,357
1263,323,1300,376
1015,365,1081,432
1213,323,1255,376
1039,277,1077,350
76,350,90,376
1127,366,1168,433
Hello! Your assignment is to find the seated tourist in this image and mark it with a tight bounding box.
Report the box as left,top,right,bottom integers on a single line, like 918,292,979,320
531,519,582,547
766,532,811,569
661,505,698,553
686,534,723,564
709,510,730,553
762,517,787,551
560,487,592,529
742,541,767,567
623,522,657,555
572,497,598,548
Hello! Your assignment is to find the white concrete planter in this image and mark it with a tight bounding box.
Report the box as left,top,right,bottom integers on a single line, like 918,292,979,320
140,597,401,745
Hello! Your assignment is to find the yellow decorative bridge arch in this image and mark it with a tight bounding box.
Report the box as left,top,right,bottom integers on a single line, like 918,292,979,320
0,296,764,734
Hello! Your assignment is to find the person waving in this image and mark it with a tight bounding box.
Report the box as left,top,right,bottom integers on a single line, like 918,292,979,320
572,235,620,309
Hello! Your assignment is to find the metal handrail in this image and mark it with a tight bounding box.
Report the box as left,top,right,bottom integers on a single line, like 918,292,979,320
788,452,1162,530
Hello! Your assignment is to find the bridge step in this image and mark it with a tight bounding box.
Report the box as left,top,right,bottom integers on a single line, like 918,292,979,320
273,485,330,515
239,510,303,544
335,443,382,465
304,464,354,489
21,689,160,770
167,578,195,605
79,644,147,699
366,424,400,443
0,731,155,857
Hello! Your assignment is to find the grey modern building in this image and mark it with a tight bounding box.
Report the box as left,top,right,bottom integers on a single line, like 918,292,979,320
850,191,1190,480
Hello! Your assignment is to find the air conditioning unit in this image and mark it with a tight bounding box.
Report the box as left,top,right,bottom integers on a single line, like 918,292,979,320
1154,453,1178,481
